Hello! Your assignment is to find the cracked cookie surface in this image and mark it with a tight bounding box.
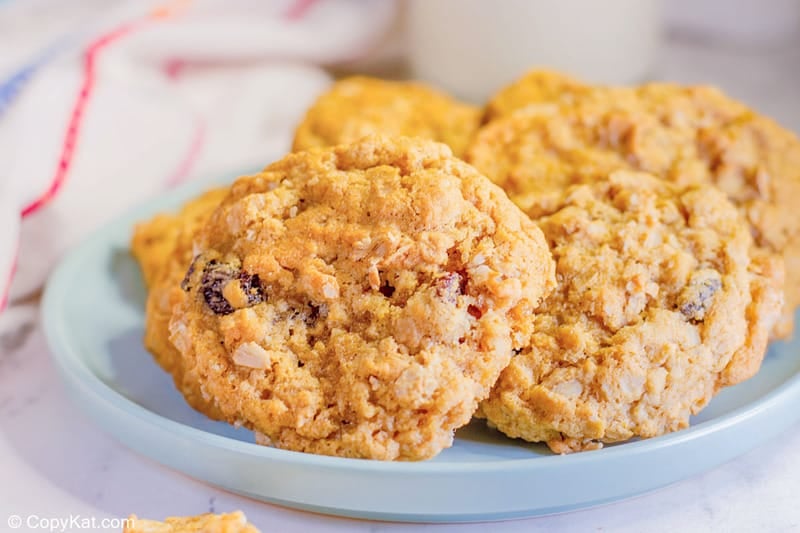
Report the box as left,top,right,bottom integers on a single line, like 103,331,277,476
466,83,799,336
131,187,229,419
482,69,589,123
170,136,555,460
292,76,481,157
479,172,782,453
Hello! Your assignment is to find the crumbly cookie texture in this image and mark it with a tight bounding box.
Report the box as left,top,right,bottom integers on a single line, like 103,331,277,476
482,69,589,123
124,511,259,533
170,135,555,460
292,76,481,157
466,82,799,337
131,188,229,419
480,172,782,454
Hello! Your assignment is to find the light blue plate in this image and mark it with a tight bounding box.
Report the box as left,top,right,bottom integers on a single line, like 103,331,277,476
42,176,800,523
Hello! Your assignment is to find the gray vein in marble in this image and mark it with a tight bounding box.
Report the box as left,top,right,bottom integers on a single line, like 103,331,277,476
1,319,34,353
3,394,41,419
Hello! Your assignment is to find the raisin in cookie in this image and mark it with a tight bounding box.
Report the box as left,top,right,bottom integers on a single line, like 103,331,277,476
124,511,259,533
480,171,782,454
466,83,799,336
131,188,229,419
170,136,555,460
482,69,589,123
292,76,481,157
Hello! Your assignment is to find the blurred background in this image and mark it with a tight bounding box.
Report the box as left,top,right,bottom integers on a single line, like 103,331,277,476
0,0,799,309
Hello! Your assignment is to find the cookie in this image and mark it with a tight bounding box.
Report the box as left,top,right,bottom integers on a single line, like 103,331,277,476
466,83,799,336
131,188,229,419
170,136,555,460
292,76,481,157
124,511,259,533
480,172,782,454
482,69,589,123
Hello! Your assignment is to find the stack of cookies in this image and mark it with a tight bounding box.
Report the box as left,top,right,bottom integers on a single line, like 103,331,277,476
131,72,799,459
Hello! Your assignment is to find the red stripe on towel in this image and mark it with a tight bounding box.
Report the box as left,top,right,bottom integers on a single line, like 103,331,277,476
165,120,206,187
20,21,145,218
0,242,19,312
21,0,192,218
285,0,319,20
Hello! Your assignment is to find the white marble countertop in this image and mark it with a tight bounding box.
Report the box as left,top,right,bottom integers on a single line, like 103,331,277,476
2,35,800,532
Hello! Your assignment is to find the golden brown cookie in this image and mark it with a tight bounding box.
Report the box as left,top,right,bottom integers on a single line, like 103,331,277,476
124,511,259,533
480,172,783,454
482,69,589,123
170,136,555,460
292,76,481,157
466,83,799,336
131,188,229,419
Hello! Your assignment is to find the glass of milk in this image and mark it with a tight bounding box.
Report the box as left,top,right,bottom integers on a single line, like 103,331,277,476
407,0,662,102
